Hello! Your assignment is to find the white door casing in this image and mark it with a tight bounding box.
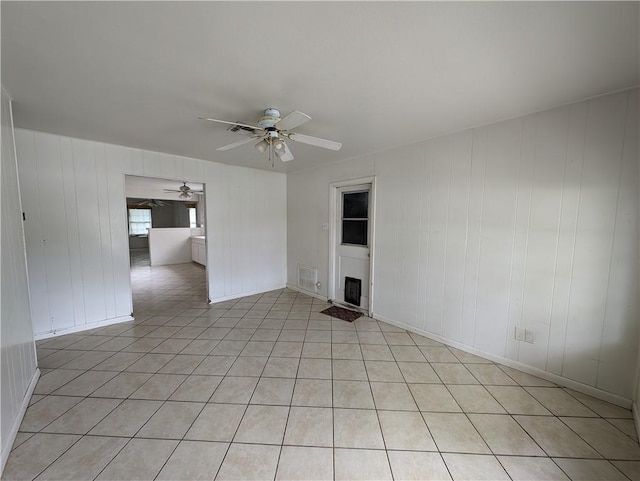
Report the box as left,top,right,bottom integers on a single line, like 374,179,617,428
329,177,376,315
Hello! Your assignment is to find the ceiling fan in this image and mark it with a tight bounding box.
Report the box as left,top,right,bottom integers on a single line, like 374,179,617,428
200,108,342,165
136,199,168,207
164,182,203,200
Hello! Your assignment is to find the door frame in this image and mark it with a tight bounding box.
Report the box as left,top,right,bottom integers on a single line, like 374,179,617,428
123,174,209,313
328,176,376,316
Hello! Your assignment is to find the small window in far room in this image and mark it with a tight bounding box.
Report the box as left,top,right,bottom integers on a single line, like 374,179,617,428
189,207,197,228
128,207,151,236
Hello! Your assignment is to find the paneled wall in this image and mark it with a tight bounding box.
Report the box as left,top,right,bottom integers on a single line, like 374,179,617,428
288,88,639,401
1,89,38,472
15,130,287,338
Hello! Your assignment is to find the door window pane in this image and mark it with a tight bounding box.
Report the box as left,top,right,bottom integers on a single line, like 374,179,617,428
342,220,368,245
343,192,368,218
341,190,369,246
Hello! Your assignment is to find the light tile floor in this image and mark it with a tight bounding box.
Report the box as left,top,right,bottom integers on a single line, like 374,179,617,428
3,252,640,480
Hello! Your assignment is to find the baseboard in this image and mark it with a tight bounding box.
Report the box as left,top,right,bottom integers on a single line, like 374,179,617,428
34,315,134,340
374,313,633,409
1,368,40,476
285,284,329,302
209,284,288,304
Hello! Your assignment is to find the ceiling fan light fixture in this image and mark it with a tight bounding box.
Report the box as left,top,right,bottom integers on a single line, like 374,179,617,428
255,140,269,154
179,191,192,199
272,139,286,156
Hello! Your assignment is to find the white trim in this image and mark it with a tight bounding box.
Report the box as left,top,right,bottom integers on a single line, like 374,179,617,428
375,313,633,409
286,284,329,302
34,315,134,340
328,176,376,315
209,284,288,304
634,402,640,443
1,368,40,476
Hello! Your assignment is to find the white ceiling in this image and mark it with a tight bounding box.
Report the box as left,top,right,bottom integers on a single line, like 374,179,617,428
2,2,638,173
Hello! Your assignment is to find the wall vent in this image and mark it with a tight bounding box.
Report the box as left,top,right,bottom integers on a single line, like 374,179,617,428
297,265,318,292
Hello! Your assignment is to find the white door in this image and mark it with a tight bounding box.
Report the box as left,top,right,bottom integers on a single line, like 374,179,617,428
334,184,371,311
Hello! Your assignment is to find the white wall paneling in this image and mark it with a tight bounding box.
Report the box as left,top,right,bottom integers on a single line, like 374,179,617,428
15,130,287,338
1,88,38,474
287,88,639,402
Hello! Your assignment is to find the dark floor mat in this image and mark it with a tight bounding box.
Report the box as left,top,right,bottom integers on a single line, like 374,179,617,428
320,305,363,322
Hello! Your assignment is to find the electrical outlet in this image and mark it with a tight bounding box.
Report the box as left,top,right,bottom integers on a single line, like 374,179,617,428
524,329,535,343
514,327,525,341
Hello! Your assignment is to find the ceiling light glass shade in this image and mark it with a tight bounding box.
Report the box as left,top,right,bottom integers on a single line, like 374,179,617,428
179,191,192,199
255,140,269,154
272,139,286,156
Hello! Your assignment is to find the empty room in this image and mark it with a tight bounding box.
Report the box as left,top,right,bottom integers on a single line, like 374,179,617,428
1,2,639,480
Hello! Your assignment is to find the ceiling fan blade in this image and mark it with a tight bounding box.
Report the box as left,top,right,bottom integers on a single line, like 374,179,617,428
163,189,181,193
279,141,295,162
216,136,260,151
276,111,312,131
287,132,342,151
199,117,263,132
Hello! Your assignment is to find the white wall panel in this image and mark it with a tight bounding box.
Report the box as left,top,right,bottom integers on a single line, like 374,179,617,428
14,134,49,334
288,88,639,400
15,130,287,337
597,89,639,397
60,137,86,327
35,134,75,332
443,131,473,342
563,92,628,387
1,88,38,474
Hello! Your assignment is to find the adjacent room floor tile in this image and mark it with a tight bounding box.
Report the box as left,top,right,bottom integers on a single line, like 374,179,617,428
156,440,228,481
136,401,204,439
447,385,506,414
514,415,601,458
442,453,510,480
497,456,570,481
95,438,178,481
553,458,629,481
378,410,437,451
1,433,81,481
276,446,333,481
35,435,128,481
283,406,333,447
468,413,545,456
333,380,375,408
215,443,280,481
334,408,385,449
233,404,289,444
387,451,451,481
409,383,461,412
334,448,393,481
560,416,640,459
89,399,162,437
185,403,246,442
292,378,333,407
41,397,121,434
423,412,491,454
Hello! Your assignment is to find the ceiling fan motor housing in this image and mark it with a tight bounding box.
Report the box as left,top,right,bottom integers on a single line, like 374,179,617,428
257,108,281,129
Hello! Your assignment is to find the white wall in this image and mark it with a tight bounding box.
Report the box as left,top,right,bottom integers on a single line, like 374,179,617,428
0,89,38,473
148,228,193,266
15,130,287,338
288,88,639,402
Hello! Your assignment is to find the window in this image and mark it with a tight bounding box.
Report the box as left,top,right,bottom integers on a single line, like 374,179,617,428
128,208,151,235
188,207,197,228
342,191,369,246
